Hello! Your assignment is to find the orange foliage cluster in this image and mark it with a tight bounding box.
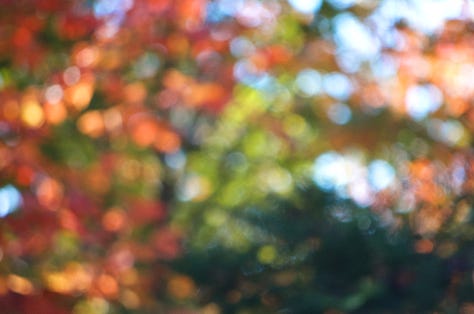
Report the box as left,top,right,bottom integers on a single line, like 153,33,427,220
369,20,474,123
0,0,229,311
306,16,474,257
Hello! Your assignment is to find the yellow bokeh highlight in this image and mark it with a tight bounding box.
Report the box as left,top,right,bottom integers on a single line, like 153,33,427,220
65,75,95,110
100,49,122,70
44,272,72,294
283,114,307,137
74,45,100,68
118,158,141,182
7,274,34,295
166,33,189,56
103,107,122,133
77,110,105,138
73,298,109,314
43,262,93,295
167,275,196,299
204,210,227,227
21,100,44,128
44,102,67,125
121,289,140,309
119,268,139,286
257,245,277,264
202,303,221,314
182,175,212,201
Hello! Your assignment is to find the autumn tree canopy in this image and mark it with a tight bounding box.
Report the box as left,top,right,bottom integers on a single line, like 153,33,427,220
1,0,474,313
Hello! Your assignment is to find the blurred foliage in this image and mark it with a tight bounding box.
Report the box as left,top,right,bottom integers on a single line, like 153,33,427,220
174,182,474,313
1,0,474,313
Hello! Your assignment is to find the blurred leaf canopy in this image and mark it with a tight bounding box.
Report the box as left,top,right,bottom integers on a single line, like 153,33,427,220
1,0,474,313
